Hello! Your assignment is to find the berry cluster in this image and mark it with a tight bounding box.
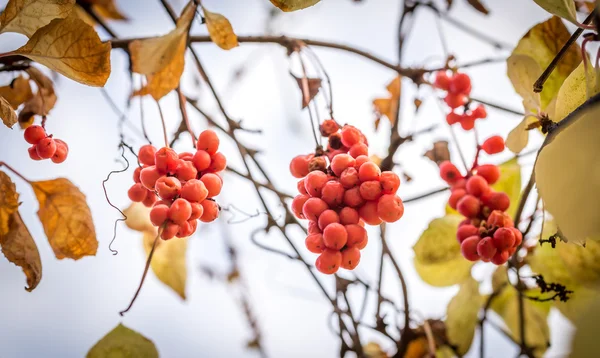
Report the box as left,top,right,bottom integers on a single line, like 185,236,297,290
433,71,487,130
290,121,404,274
24,125,69,163
128,130,226,240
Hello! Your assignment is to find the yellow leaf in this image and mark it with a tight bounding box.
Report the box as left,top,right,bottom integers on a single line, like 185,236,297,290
0,171,20,236
86,323,158,358
32,178,97,260
13,13,111,86
123,202,154,233
0,76,33,109
363,342,388,358
533,0,579,24
506,54,543,113
373,76,401,128
506,115,540,153
446,277,483,355
404,337,428,358
512,16,582,110
92,0,128,21
554,61,600,121
491,158,521,218
0,95,17,128
413,215,474,287
269,0,320,12
0,0,75,37
140,38,186,101
203,7,238,50
0,211,42,291
535,101,600,243
143,231,187,299
570,292,600,358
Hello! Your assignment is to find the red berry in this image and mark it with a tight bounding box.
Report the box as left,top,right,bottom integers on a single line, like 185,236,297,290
150,204,169,226
471,105,487,119
155,147,179,173
297,179,308,195
199,200,219,222
358,200,382,225
139,166,161,190
168,198,192,224
460,116,476,130
446,112,461,125
51,140,68,163
315,249,342,274
439,161,462,184
380,171,400,195
466,175,490,197
197,130,220,154
487,210,513,228
457,224,479,243
24,125,46,145
444,93,467,109
292,194,310,219
358,162,381,182
377,194,404,223
482,136,505,155
155,176,182,200
209,152,227,172
457,195,480,218
36,137,56,159
461,236,480,261
510,227,523,247
448,189,467,210
434,71,451,90
353,155,369,170
340,125,362,148
359,181,382,201
142,192,157,207
304,171,329,197
308,221,321,234
318,210,340,230
346,224,367,249
341,247,361,270
320,119,339,137
339,207,359,225
477,237,497,260
343,187,365,208
180,179,208,203
189,202,204,220
302,197,329,221
192,150,211,172
340,167,359,188
449,73,471,95
349,143,368,158
476,164,500,185
452,178,467,191
306,233,326,253
177,221,195,237
161,222,180,240
128,183,148,202
493,228,516,251
323,223,348,250
28,146,42,160
483,192,510,212
175,160,198,181
138,145,156,166
321,181,345,207
201,173,223,198
133,167,142,184
331,154,356,177
491,250,509,265
289,155,310,178
178,152,194,161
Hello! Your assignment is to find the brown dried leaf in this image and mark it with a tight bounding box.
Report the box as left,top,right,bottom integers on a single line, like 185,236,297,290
414,98,423,112
373,76,401,128
32,178,97,260
203,6,238,50
0,76,33,109
466,0,489,14
18,67,57,127
14,13,111,86
424,140,451,166
292,74,321,108
0,0,75,37
1,211,42,291
0,95,18,128
92,0,128,21
0,171,20,236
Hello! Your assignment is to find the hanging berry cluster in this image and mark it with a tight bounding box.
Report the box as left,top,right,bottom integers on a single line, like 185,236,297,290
434,71,487,130
128,130,226,240
24,125,69,163
290,121,404,275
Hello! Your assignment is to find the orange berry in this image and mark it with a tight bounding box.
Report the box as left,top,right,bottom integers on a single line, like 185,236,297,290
359,181,382,201
320,119,339,136
302,197,329,221
201,173,223,197
380,171,400,195
140,166,162,190
155,176,182,200
128,183,148,202
155,147,179,174
343,187,365,208
142,192,157,207
297,179,308,195
24,125,46,145
197,130,220,154
315,249,342,274
322,223,348,250
318,209,340,230
358,162,381,182
289,155,310,178
321,180,345,207
308,220,321,234
178,152,194,161
192,150,211,172
291,195,310,219
161,222,180,240
341,247,361,270
306,233,326,253
28,146,42,160
353,155,369,170
338,207,358,225
199,200,220,222
209,152,227,172
476,164,500,185
331,154,355,177
180,179,209,203
349,143,368,158
168,198,192,224
340,125,362,148
177,221,195,237
358,200,382,225
189,202,204,220
377,194,404,223
346,224,367,249
150,204,169,226
304,171,329,197
51,139,68,163
340,167,359,188
175,160,198,181
138,145,156,166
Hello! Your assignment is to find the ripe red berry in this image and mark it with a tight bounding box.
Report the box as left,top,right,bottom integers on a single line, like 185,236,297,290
331,154,356,177
168,198,192,225
155,177,181,200
452,178,467,191
155,147,179,173
457,224,479,243
491,250,509,265
199,200,220,222
138,145,156,166
175,160,198,181
477,237,497,260
189,202,204,220
493,228,516,251
343,187,365,208
482,136,505,155
449,73,471,95
209,152,227,172
128,183,148,202
446,112,461,125
197,130,220,155
180,179,209,203
509,227,523,247
320,119,339,137
178,152,194,161
483,192,510,212
321,181,345,207
460,116,475,130
297,179,308,195
192,150,211,172
51,140,68,163
434,71,451,90
444,93,467,109
457,195,480,218
302,197,329,221
132,167,142,184
139,166,162,190
306,233,326,253
177,221,195,237
323,223,348,250
448,189,467,210
359,181,382,201
28,146,42,160
461,236,480,261
466,175,490,197
471,105,487,119
304,171,329,197
24,125,46,145
346,224,367,249
308,221,321,234
36,137,56,159
340,125,362,148
289,155,310,178
476,164,500,184
316,249,342,274
161,222,180,240
353,155,369,170
377,194,404,223
340,167,360,188
142,192,157,207
149,204,169,226
201,173,223,198
358,200,382,225
291,195,310,219
439,161,462,184
339,207,359,225
358,162,381,182
341,247,361,270
487,210,513,228
318,210,340,230
349,143,368,158
380,171,400,195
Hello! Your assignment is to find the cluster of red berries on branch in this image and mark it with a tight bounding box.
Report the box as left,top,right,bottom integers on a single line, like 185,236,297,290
24,125,69,163
290,120,404,275
433,71,487,130
128,130,226,240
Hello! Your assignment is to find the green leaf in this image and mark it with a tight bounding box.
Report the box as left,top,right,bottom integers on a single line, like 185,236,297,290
413,215,473,287
570,297,600,358
446,277,483,355
533,0,578,25
86,324,158,358
492,158,521,218
535,100,600,243
554,61,600,121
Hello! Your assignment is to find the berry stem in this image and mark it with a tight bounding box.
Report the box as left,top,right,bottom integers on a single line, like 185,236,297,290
176,87,197,147
471,126,482,171
0,162,32,184
297,52,321,148
119,227,163,316
155,100,170,148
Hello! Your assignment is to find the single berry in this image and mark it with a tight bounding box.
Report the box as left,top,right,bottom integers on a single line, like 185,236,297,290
460,116,476,130
308,156,327,173
24,125,46,145
466,175,490,197
380,171,400,195
349,143,368,158
149,204,169,226
482,136,505,155
201,173,223,197
291,195,310,219
477,237,497,261
340,167,360,188
51,140,68,163
175,160,198,181
340,125,362,148
509,227,523,247
304,171,329,197
189,202,204,220
343,187,365,208
439,161,462,184
346,224,367,249
177,221,194,237
161,222,180,240
449,73,471,95
138,145,157,166
320,119,339,137
302,197,329,221
328,133,343,150
457,224,479,243
493,228,516,251
483,192,510,212
28,146,42,160
353,155,369,170
358,162,381,182
457,195,480,218
461,236,480,261
491,250,509,265
321,181,345,207
192,150,212,172
476,164,500,184
178,152,194,161
315,249,342,274
487,210,513,228
323,223,348,250
199,200,220,222
339,207,359,225
297,179,308,195
306,234,326,253
142,192,157,207
209,152,227,172
155,176,182,200
377,194,404,223
36,137,56,159
140,166,162,190
128,183,148,202
358,200,382,225
197,130,220,155
448,189,467,210
168,198,192,225
359,181,382,201
289,155,310,178
471,105,487,119
434,71,451,90
308,221,321,234
341,247,361,270
331,154,356,177
318,210,340,230
444,93,467,109
180,179,209,202
155,147,179,173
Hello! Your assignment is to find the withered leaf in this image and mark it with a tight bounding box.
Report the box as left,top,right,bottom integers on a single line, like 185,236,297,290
424,140,451,166
373,76,401,129
0,170,20,235
14,13,111,87
32,178,97,260
0,95,18,128
292,74,321,108
466,0,489,14
18,67,57,127
0,76,33,109
203,6,238,50
0,0,75,37
0,211,42,291
91,0,128,21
